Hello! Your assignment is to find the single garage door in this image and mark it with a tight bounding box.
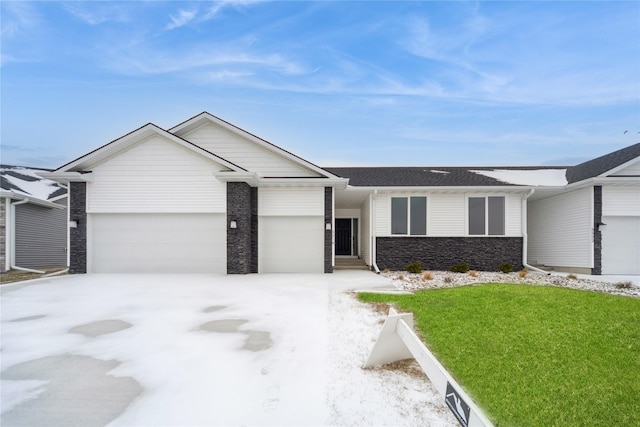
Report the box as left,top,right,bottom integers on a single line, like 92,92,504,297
259,216,324,273
601,216,640,275
91,213,226,273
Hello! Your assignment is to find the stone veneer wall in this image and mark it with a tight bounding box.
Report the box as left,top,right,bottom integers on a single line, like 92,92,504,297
376,236,523,272
69,182,87,274
227,182,258,274
325,187,333,273
592,186,602,275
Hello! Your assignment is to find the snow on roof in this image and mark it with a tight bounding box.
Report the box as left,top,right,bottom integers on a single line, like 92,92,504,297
470,168,568,186
0,166,67,201
429,169,450,174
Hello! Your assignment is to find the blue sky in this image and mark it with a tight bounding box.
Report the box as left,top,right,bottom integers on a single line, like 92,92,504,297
1,1,639,168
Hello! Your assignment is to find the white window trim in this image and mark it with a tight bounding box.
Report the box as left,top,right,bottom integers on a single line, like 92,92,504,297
389,194,428,236
465,194,507,237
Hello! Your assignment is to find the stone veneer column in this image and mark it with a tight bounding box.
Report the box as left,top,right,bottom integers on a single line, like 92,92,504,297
69,182,87,274
325,187,333,273
227,182,256,274
592,186,602,275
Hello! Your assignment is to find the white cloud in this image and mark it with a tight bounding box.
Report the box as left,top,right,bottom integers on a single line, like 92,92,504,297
166,9,197,30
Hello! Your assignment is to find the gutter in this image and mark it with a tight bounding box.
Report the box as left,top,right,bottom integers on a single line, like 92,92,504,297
9,198,45,274
371,189,380,273
520,189,550,275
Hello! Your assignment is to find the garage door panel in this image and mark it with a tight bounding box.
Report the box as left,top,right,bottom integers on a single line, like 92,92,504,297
601,216,640,275
259,217,324,273
91,214,225,273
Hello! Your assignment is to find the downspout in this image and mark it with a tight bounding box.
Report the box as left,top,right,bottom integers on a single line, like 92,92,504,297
521,189,550,275
371,189,380,273
10,198,46,274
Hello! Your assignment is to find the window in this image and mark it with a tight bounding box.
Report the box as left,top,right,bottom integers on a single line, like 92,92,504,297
468,196,505,235
391,196,427,235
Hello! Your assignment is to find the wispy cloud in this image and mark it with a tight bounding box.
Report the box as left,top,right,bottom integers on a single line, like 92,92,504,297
63,3,133,25
165,1,264,30
166,9,198,30
0,2,39,38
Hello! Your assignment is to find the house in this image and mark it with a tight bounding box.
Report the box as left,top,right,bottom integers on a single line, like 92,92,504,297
41,112,640,275
1,166,68,273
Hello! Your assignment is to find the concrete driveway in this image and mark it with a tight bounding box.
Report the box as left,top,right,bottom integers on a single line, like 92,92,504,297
1,272,456,427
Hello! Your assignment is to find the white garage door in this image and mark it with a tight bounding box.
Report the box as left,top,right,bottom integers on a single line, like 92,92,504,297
259,216,324,273
91,213,226,273
601,216,640,275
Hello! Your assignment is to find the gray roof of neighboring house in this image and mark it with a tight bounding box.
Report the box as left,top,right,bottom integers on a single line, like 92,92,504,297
322,166,565,187
565,142,640,183
0,165,67,200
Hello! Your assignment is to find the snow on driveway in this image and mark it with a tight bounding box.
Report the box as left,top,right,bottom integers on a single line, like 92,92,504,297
1,272,457,426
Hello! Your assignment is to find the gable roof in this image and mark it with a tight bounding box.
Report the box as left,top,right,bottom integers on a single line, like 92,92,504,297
565,142,640,183
170,112,341,180
324,166,568,187
1,165,67,201
54,123,246,173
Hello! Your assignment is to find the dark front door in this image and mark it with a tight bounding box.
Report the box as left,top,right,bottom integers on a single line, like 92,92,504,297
335,219,352,255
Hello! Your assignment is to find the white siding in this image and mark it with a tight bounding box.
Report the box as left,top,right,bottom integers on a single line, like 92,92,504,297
259,187,324,216
603,185,640,216
429,193,465,236
506,193,523,236
335,209,360,218
614,160,640,176
88,135,226,213
374,193,389,235
374,191,523,237
181,123,319,177
528,187,593,268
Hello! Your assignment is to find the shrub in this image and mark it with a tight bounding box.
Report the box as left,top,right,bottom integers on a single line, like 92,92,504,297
567,273,578,280
450,263,470,273
518,269,528,278
406,262,422,274
422,271,434,280
499,263,513,273
397,274,404,280
469,270,478,278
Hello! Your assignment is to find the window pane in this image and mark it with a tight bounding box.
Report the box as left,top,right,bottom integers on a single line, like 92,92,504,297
410,197,427,235
391,198,408,234
488,196,505,235
469,197,485,235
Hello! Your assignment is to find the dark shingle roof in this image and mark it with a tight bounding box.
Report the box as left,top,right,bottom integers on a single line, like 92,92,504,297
566,143,640,183
323,166,564,187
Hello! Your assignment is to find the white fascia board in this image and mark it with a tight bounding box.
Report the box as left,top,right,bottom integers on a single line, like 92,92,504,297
170,112,340,180
361,185,535,193
214,171,348,188
214,171,261,187
257,177,349,189
38,171,93,183
567,176,640,191
0,191,65,209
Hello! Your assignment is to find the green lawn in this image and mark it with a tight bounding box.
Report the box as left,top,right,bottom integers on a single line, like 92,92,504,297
359,284,640,427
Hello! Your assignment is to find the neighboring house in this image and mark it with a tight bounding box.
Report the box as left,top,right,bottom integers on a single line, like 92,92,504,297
41,112,640,275
1,166,68,273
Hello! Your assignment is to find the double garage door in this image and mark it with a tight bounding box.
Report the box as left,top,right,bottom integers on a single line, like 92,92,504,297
601,216,640,275
91,213,226,273
90,213,324,273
